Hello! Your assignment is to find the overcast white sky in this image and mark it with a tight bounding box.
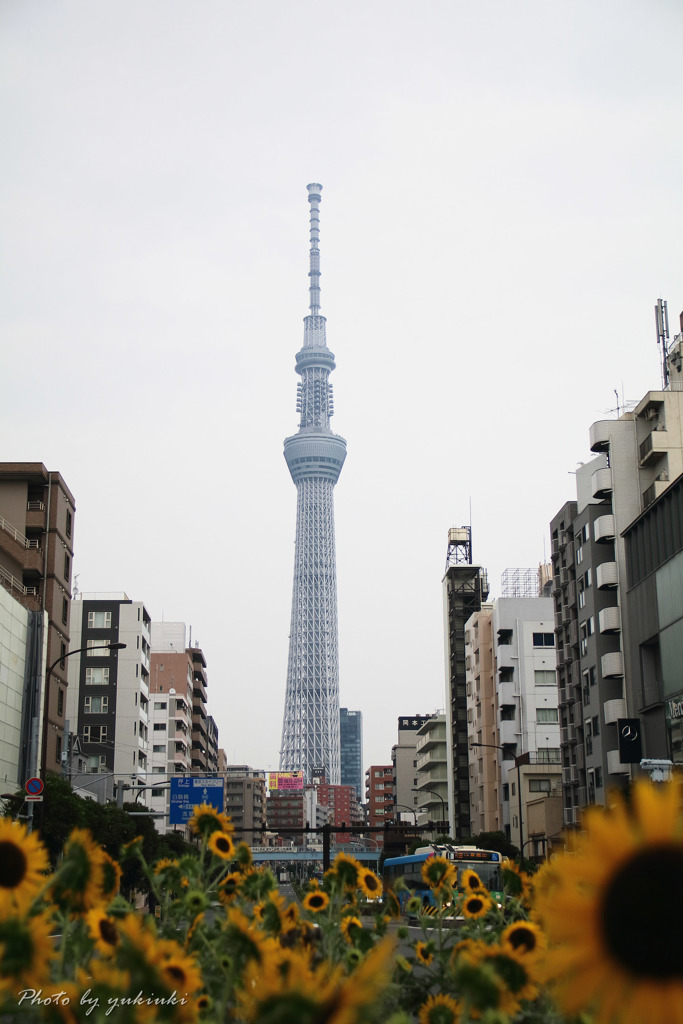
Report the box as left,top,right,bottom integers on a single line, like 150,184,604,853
2,0,682,778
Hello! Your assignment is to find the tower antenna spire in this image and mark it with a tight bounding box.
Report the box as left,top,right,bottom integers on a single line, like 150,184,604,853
307,183,322,314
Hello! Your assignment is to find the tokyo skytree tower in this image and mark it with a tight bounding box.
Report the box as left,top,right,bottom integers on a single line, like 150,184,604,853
279,183,347,784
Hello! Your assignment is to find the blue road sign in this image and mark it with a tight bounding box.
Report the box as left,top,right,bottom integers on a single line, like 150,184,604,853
26,777,44,795
169,777,224,825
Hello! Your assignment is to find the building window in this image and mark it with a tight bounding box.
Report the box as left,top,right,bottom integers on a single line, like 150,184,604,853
62,598,68,625
534,670,556,686
64,553,70,580
84,695,108,714
153,723,167,732
87,610,112,629
154,702,167,711
532,633,555,648
85,667,110,686
86,640,110,657
586,720,593,755
87,755,107,773
536,747,561,763
56,735,62,762
152,744,165,753
528,778,551,793
501,705,516,720
57,688,64,717
578,581,585,609
536,708,559,723
60,642,67,670
593,714,600,736
151,788,165,797
83,725,107,743
66,509,72,539
595,767,603,788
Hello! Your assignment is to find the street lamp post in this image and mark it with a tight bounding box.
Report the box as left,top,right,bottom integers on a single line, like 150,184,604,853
470,742,528,863
393,803,418,825
40,642,126,777
412,787,447,830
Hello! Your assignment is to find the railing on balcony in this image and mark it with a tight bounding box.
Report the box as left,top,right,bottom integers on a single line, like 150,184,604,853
27,501,45,511
0,563,35,597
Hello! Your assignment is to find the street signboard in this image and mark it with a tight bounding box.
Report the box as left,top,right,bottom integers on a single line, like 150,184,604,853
26,777,44,796
268,771,303,791
169,777,224,825
26,795,43,802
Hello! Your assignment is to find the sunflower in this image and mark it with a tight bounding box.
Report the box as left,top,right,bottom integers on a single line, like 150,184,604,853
0,911,57,997
331,851,362,891
421,855,456,891
501,858,532,902
358,867,382,900
417,992,461,1024
218,871,243,906
159,952,204,997
414,941,434,966
0,818,50,914
461,892,493,919
85,907,120,955
100,851,122,902
501,920,546,962
154,857,180,875
207,830,235,861
340,915,363,944
535,777,683,1024
302,890,330,914
457,939,539,1015
460,868,484,893
233,842,253,870
50,829,105,913
187,803,232,838
281,902,300,932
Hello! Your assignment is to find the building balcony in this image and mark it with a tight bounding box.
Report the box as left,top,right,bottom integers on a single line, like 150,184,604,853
606,748,629,775
589,420,612,453
592,467,613,499
599,606,621,634
643,479,669,508
596,562,618,589
498,719,518,746
639,429,668,466
601,651,624,678
603,697,627,725
594,515,615,543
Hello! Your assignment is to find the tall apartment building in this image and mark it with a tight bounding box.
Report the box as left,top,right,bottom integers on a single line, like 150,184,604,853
442,527,489,839
0,463,75,780
339,708,363,800
365,765,394,847
392,715,433,820
223,766,267,843
414,714,449,830
66,595,151,788
465,579,562,851
551,313,683,826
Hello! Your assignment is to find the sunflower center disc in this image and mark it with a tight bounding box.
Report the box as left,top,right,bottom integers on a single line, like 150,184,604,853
0,841,27,889
601,844,683,978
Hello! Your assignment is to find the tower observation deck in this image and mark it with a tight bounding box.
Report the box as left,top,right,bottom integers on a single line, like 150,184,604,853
279,183,347,784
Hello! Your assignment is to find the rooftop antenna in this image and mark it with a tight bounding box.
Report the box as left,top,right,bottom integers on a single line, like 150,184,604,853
655,298,670,389
614,389,620,417
72,573,80,600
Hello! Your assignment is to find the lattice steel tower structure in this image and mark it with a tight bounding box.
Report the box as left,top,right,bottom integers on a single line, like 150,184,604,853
279,183,347,784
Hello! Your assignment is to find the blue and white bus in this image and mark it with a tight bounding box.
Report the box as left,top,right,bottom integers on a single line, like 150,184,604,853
383,844,503,911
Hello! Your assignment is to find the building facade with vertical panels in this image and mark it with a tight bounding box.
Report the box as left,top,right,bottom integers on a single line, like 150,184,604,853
0,463,75,780
442,527,489,840
339,708,363,801
66,594,150,787
623,471,683,765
